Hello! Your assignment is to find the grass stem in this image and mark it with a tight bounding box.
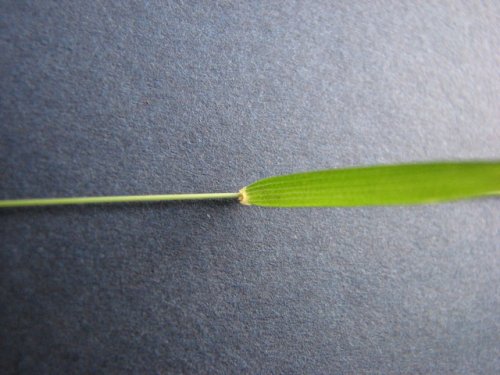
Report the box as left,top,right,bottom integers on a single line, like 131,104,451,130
0,192,240,208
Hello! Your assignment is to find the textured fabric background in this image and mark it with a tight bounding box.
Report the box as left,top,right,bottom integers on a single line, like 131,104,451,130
1,1,499,374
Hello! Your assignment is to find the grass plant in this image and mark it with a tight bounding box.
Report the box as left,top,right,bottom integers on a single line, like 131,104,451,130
1,161,499,208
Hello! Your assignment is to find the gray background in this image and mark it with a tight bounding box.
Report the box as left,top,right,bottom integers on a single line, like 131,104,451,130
1,1,499,374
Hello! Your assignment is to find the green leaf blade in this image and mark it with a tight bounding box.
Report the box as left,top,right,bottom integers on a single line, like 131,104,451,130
241,161,500,207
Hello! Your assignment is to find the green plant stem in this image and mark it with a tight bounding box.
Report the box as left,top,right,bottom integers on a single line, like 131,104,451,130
0,192,240,208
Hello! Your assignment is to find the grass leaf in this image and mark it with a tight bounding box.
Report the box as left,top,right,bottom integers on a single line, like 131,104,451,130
239,161,500,207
